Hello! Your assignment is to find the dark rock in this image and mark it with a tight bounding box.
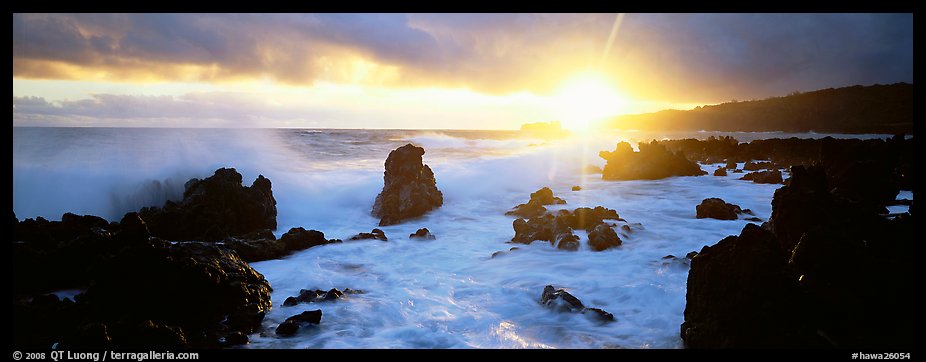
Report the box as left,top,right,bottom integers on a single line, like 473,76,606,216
350,228,388,241
506,187,566,218
725,160,738,169
695,198,743,220
587,224,622,251
117,212,150,242
77,239,273,348
681,224,811,348
122,320,188,349
282,288,346,307
571,185,582,191
409,228,436,240
276,310,322,337
540,285,614,323
743,161,759,171
713,167,727,176
540,285,584,312
768,166,832,253
222,227,339,263
225,331,248,346
743,217,762,222
685,251,698,259
279,227,331,250
599,141,707,180
138,168,277,241
740,169,783,184
275,320,299,337
620,224,632,233
566,207,622,231
584,308,615,323
371,144,444,226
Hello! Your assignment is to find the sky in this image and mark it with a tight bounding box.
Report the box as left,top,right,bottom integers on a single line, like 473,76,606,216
12,13,913,130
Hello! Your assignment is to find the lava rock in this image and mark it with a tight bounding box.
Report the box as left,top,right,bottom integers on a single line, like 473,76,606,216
725,160,738,169
275,310,322,337
740,170,783,184
349,228,388,241
282,288,345,307
695,198,744,220
681,224,810,348
409,228,436,240
599,141,707,180
587,223,622,251
138,168,277,241
713,167,727,176
222,227,339,263
540,285,615,323
506,187,566,218
371,144,444,226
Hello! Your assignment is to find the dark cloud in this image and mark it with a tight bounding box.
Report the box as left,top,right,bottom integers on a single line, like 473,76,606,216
13,13,912,103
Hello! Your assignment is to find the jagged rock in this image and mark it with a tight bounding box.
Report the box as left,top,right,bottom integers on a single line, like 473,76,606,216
725,160,738,169
409,228,436,240
540,285,614,323
506,187,566,218
222,227,339,263
740,170,783,184
681,224,810,348
275,310,322,337
282,288,345,307
713,167,727,176
371,144,444,226
138,168,277,241
12,238,275,348
587,224,622,251
511,207,626,252
349,228,388,241
599,141,706,180
695,198,744,220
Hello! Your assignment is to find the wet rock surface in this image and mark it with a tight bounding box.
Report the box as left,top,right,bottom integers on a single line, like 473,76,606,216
695,198,749,220
275,310,322,337
540,285,615,323
409,227,436,240
349,228,388,241
371,144,444,226
138,168,277,242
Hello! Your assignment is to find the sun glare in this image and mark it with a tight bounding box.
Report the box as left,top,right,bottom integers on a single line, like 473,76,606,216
553,72,627,131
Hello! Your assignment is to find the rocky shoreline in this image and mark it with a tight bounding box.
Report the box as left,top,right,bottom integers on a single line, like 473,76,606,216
12,136,914,349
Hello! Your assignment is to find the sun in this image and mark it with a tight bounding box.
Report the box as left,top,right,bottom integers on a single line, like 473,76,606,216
553,72,627,131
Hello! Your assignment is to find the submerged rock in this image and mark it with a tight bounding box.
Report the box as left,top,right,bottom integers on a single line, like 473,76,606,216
511,207,625,252
740,169,783,184
138,168,277,242
371,144,444,226
571,185,582,191
282,288,345,307
695,198,744,220
409,228,436,240
599,141,706,180
349,228,388,241
540,285,614,323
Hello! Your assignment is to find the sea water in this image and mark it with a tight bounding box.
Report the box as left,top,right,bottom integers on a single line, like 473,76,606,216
11,127,899,348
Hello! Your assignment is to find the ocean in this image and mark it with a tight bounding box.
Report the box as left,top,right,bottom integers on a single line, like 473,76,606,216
11,127,900,348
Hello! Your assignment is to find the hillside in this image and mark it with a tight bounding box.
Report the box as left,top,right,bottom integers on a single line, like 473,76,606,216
607,83,913,134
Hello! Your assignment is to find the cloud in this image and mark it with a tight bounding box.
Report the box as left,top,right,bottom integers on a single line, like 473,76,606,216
13,13,913,103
